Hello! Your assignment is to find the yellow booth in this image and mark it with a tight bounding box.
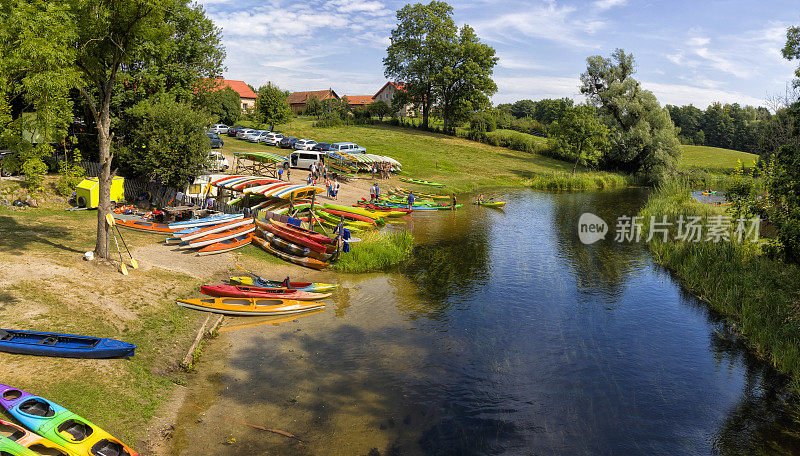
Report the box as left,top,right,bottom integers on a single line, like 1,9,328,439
76,177,125,208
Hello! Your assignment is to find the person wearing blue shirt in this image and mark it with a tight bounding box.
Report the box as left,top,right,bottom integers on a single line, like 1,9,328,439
407,192,414,209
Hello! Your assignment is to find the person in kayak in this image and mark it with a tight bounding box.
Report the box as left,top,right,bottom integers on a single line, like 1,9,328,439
478,194,485,204
407,192,415,209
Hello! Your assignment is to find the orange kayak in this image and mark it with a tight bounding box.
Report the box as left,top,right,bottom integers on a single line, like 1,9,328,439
180,224,255,249
176,297,325,316
115,219,178,234
197,233,253,255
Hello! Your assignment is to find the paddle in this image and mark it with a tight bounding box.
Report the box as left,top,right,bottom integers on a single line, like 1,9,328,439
235,264,266,285
106,214,139,269
109,224,128,275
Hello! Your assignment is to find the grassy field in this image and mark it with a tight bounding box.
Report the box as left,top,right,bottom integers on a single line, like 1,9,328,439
224,118,629,193
679,145,759,171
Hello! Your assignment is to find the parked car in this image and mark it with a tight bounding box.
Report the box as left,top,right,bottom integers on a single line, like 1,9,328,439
236,128,254,139
263,133,285,146
279,137,299,149
227,126,242,137
207,132,224,148
206,150,229,171
289,151,326,170
312,142,331,152
0,150,15,177
245,130,264,142
209,124,228,134
328,142,366,154
293,139,317,150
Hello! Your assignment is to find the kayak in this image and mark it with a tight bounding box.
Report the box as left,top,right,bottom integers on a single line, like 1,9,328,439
321,208,378,227
476,201,506,208
0,383,139,456
196,233,254,255
391,186,449,200
265,219,335,245
322,203,388,220
231,178,279,191
177,297,325,316
0,419,75,456
255,220,330,254
114,219,178,234
168,213,243,229
399,177,445,187
178,217,254,242
257,230,333,262
200,285,331,301
0,329,135,358
252,237,330,270
229,277,338,292
435,204,462,210
179,224,255,249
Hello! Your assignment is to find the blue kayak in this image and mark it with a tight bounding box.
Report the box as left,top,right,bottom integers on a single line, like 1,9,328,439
0,329,136,359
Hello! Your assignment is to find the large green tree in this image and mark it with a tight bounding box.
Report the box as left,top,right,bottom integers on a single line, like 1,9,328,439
195,86,240,125
432,25,497,130
548,105,610,174
255,82,293,130
384,1,457,128
580,49,681,182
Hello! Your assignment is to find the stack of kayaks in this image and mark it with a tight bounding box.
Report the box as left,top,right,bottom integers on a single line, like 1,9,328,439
250,214,336,270
161,215,255,255
0,329,135,358
0,383,139,455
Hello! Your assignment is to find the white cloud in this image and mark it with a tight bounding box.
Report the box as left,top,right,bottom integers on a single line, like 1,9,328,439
594,0,627,11
641,81,766,108
492,75,582,103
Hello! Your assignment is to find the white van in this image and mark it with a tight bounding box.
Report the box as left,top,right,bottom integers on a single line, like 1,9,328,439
289,151,326,170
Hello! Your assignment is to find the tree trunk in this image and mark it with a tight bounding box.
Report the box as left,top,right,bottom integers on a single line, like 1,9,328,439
422,87,431,129
94,120,112,259
572,154,580,175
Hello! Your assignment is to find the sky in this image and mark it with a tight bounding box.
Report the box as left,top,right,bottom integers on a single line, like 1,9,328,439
196,0,800,108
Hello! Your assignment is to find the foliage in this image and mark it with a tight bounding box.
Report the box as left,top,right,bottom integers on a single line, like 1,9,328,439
468,110,497,132
528,171,631,190
117,94,212,188
666,103,769,154
194,86,240,125
764,145,800,262
254,82,293,130
548,105,610,174
56,147,86,197
580,48,681,183
369,100,392,120
331,231,413,273
18,144,52,190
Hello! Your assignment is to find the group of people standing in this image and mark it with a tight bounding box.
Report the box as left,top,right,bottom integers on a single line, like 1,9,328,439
370,162,392,180
325,179,340,199
369,183,381,202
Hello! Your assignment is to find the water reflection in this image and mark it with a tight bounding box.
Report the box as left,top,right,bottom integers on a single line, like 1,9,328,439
171,189,800,456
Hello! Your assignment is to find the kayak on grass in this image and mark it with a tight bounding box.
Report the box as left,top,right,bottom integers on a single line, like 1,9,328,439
255,220,331,254
177,297,325,316
0,383,138,456
228,276,338,292
399,178,445,187
252,237,330,270
0,329,135,359
200,284,331,301
178,224,255,249
257,229,333,262
167,213,244,230
0,419,75,456
196,233,254,255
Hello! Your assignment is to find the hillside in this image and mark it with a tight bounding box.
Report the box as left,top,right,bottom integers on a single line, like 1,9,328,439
223,118,628,193
679,145,759,171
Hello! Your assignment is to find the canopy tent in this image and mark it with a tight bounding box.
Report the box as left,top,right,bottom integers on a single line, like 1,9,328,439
233,151,287,178
325,151,402,173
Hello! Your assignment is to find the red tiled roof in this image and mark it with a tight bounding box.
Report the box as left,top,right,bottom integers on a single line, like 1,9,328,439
204,79,258,99
372,82,406,99
287,90,339,104
344,95,374,105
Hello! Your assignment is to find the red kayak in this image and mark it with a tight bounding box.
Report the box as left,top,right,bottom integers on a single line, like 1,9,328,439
200,284,330,300
321,208,377,226
232,178,280,191
256,220,329,254
266,219,335,245
356,200,412,213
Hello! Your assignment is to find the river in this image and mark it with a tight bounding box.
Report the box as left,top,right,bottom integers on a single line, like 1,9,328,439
170,189,800,455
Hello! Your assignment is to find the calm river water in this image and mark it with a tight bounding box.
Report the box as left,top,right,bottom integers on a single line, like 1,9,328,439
171,189,800,455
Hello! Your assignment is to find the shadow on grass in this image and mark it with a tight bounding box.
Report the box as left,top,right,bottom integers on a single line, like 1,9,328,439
0,215,83,255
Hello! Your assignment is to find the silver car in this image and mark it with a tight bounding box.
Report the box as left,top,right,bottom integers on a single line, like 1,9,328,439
236,128,254,139
209,124,228,134
294,139,317,150
263,132,285,146
247,130,266,142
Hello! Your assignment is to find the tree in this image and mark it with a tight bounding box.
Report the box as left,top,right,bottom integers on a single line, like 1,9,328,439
254,82,293,130
195,86,240,125
8,0,224,260
510,100,536,119
432,24,497,131
580,49,681,182
548,105,610,174
369,100,392,120
384,1,457,128
305,96,323,118
117,94,211,189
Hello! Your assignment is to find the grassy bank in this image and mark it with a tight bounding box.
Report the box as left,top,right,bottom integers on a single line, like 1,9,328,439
331,230,413,273
640,180,800,388
225,118,631,193
529,171,633,190
679,145,759,171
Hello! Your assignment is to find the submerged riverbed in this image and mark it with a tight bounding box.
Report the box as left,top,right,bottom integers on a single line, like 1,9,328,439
170,189,800,455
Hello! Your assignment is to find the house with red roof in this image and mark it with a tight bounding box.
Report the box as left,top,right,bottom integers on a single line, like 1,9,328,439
343,94,375,108
204,79,258,111
373,82,415,117
286,89,339,114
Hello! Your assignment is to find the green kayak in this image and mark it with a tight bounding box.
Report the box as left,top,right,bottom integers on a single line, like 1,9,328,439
476,201,506,208
400,178,445,187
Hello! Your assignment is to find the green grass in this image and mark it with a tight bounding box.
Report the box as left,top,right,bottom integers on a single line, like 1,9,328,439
226,117,629,193
640,179,800,390
679,145,759,171
529,171,634,190
331,230,413,273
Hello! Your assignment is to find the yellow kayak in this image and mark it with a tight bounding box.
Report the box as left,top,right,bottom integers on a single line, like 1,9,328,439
177,297,325,316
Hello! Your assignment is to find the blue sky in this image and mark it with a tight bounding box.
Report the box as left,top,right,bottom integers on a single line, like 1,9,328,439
197,0,799,108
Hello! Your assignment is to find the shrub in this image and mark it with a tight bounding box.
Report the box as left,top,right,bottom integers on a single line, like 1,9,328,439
331,230,413,273
56,148,86,196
